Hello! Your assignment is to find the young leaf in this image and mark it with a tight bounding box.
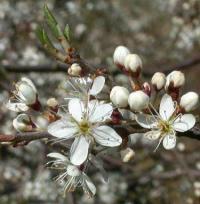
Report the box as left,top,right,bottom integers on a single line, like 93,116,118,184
44,4,62,38
35,25,46,45
64,24,70,41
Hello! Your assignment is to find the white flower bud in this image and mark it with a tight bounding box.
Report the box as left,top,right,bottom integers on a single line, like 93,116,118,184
113,45,130,67
17,77,37,105
128,90,149,111
124,54,142,75
13,114,32,132
151,72,166,91
68,63,82,76
165,71,185,90
47,98,58,108
180,92,199,112
120,147,135,162
110,86,129,108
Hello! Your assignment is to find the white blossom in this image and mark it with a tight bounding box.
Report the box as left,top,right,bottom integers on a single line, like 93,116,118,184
64,76,105,101
6,77,38,112
113,45,130,67
110,86,129,108
47,152,96,197
48,99,122,166
180,92,199,112
128,90,149,111
135,94,196,150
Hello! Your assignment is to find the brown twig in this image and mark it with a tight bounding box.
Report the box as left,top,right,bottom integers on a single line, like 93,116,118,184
2,55,200,75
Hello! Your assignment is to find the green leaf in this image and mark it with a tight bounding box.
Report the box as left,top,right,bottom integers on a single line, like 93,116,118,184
42,29,54,49
44,4,57,27
44,4,62,38
35,25,46,45
64,24,70,41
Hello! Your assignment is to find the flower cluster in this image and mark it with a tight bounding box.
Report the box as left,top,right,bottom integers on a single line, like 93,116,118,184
4,6,199,199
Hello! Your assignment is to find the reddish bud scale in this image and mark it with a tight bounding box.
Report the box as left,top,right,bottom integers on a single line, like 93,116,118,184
30,97,41,111
111,109,122,125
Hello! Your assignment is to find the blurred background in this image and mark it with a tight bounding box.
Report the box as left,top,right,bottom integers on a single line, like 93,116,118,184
0,0,200,203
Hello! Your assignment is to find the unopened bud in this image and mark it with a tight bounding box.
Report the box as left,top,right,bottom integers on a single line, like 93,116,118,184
68,63,82,76
120,147,135,162
151,72,166,91
124,54,142,77
180,92,199,112
142,82,151,96
128,90,149,111
47,98,58,108
113,45,130,68
13,114,33,132
165,71,185,90
110,86,129,108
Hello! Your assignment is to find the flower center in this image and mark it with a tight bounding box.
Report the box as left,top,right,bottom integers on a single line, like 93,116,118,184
158,120,172,134
79,120,90,134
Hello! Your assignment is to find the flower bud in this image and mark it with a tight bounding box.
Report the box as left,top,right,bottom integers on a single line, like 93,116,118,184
68,63,82,76
47,98,58,108
142,82,151,96
120,147,135,162
180,92,199,112
13,114,33,132
124,54,142,77
17,77,37,105
110,86,129,108
128,90,149,111
165,71,185,90
151,72,166,91
113,45,130,68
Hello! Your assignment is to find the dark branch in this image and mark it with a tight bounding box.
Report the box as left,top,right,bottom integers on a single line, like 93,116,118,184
2,55,200,75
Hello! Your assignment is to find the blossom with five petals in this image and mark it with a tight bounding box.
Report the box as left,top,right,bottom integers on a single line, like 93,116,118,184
135,94,196,150
48,98,122,165
47,152,96,197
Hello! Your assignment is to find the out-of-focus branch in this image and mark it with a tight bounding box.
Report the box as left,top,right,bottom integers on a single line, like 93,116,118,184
144,54,200,76
2,55,200,75
2,63,69,73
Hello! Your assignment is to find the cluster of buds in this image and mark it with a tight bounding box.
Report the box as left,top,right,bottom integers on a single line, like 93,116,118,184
113,45,142,78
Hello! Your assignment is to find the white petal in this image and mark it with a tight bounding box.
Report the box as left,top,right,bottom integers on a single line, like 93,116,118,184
93,126,122,147
159,94,175,120
136,114,157,129
144,130,161,140
88,100,113,123
47,152,68,161
90,76,105,96
21,77,37,93
70,136,90,165
173,114,196,132
83,173,96,196
162,134,176,150
48,119,77,138
68,98,84,122
6,101,29,112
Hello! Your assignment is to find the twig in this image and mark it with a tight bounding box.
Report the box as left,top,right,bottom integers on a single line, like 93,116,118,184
2,55,200,75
